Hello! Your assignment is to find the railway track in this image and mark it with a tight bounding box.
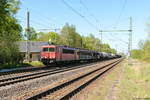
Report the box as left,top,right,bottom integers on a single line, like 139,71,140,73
0,60,108,87
0,67,47,76
0,67,59,82
25,58,123,100
0,59,107,76
0,60,101,79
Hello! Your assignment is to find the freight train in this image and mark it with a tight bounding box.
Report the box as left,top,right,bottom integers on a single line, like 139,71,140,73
40,45,121,65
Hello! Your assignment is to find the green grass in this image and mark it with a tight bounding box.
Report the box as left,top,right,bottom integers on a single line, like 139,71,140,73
0,63,31,70
28,61,44,67
0,61,44,70
117,60,150,100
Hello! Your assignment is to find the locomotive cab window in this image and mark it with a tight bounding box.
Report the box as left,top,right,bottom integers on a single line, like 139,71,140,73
43,48,49,52
43,48,55,52
49,48,55,52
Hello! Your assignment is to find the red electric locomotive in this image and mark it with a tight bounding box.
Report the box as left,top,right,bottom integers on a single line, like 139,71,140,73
40,45,79,65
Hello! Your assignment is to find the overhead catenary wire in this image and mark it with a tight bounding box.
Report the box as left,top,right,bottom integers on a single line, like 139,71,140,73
62,0,99,30
102,33,128,54
103,32,128,45
114,0,127,28
62,0,129,53
79,0,128,52
17,16,54,30
99,0,129,52
20,4,61,29
17,7,61,33
17,15,61,34
30,11,57,27
109,32,128,44
21,4,57,24
79,0,101,26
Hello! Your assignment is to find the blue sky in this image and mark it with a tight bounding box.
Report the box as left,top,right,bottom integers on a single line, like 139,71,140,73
17,0,150,54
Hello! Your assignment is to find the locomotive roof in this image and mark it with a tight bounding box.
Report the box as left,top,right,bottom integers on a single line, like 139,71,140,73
42,45,79,50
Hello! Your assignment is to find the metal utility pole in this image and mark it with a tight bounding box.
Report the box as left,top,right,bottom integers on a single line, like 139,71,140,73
100,30,103,44
26,10,30,62
99,30,103,51
99,17,132,63
27,11,30,32
128,17,132,64
115,44,118,53
129,17,132,57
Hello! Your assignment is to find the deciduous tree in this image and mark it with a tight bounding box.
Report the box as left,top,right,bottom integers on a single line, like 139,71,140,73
60,23,82,48
25,27,37,40
0,0,22,66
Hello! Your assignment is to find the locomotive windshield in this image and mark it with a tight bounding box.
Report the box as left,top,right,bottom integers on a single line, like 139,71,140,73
43,48,55,52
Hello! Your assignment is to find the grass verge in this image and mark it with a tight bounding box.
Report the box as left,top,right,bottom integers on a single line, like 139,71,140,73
117,60,150,100
0,61,44,70
28,61,44,67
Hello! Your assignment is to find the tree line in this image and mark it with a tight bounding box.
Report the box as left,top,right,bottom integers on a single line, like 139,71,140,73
131,34,150,62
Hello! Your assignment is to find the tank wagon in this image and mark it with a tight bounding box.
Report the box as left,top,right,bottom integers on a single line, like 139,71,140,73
40,45,121,65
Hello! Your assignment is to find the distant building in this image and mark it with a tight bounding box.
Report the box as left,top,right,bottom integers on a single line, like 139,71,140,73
18,41,49,61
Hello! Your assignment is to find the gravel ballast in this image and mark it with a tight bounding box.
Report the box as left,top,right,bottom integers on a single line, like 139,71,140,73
0,59,118,100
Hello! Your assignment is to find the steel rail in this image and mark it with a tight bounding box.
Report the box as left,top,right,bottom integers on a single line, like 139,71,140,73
0,59,109,87
25,58,122,100
60,59,122,100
